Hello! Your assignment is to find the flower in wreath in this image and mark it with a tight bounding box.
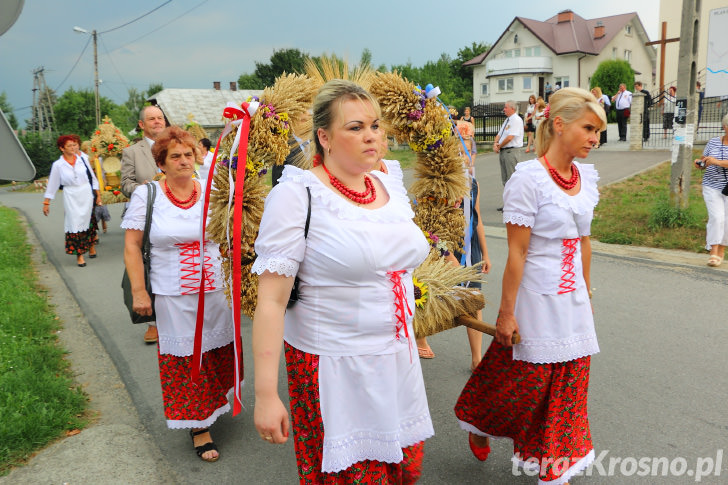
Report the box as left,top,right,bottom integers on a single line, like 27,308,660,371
412,277,429,309
90,116,129,157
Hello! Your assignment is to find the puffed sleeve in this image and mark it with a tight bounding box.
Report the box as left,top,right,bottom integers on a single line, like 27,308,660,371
120,183,150,231
251,180,309,277
502,169,538,227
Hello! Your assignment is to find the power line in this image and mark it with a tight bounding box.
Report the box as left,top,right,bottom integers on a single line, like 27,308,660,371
99,0,173,34
100,36,130,92
107,0,209,54
54,36,91,91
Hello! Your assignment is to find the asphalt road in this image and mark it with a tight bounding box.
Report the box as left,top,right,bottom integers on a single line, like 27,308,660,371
2,148,727,484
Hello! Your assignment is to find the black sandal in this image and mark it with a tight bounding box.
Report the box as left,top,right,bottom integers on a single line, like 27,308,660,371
190,428,219,462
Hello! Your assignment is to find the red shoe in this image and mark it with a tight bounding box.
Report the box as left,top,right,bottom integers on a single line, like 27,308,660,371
468,433,491,461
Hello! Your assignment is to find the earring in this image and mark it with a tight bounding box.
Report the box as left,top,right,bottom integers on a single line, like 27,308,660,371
327,146,331,155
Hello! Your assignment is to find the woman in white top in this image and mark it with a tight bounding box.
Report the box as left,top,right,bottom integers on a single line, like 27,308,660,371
455,88,605,484
122,126,237,463
43,135,101,267
252,80,433,483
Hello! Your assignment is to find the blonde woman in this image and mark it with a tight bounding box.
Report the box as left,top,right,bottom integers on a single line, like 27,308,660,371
253,80,433,482
456,88,605,484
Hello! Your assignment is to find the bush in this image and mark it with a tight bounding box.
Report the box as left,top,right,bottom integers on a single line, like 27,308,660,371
648,199,702,231
590,59,635,100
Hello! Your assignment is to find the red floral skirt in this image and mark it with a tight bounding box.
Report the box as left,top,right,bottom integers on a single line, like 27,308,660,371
285,343,424,484
157,342,240,426
455,340,593,482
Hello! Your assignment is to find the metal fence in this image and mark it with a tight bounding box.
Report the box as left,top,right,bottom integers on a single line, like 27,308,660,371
471,103,507,143
643,93,726,149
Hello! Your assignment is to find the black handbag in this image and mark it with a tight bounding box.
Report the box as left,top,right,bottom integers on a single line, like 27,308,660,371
287,186,311,308
121,183,157,323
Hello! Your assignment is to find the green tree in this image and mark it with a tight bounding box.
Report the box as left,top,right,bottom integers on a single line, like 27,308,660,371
53,88,120,138
0,92,19,130
146,82,164,98
360,48,373,68
254,48,309,86
590,59,635,99
237,73,264,89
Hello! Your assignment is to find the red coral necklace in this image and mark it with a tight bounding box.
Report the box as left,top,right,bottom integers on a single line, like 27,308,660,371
543,155,579,190
322,163,377,204
164,180,198,209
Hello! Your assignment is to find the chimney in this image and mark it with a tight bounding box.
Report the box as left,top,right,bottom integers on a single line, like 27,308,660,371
594,21,605,39
213,81,221,90
230,82,237,91
557,10,574,23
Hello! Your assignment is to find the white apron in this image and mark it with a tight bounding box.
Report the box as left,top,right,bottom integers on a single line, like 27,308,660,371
62,183,93,234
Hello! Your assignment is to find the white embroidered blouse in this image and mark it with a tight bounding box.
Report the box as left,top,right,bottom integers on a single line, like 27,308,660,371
502,159,600,363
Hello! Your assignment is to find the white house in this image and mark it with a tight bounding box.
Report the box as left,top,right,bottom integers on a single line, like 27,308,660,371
465,10,657,104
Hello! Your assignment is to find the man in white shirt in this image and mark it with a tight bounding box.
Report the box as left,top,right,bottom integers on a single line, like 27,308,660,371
493,100,524,210
611,83,632,142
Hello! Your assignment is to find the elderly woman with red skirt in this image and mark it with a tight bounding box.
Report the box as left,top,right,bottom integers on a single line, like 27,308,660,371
455,87,606,484
122,126,239,462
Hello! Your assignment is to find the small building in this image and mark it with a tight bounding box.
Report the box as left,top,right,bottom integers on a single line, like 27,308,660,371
464,10,656,104
148,82,263,136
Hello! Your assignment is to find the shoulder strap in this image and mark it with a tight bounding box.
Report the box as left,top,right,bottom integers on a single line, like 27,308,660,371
141,182,156,261
303,186,311,238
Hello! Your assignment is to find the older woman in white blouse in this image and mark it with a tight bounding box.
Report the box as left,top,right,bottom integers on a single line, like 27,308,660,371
43,134,100,267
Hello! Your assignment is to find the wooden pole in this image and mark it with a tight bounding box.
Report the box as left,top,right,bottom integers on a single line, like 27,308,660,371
455,314,521,345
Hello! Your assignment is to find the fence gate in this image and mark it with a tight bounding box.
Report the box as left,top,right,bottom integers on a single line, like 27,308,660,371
472,103,506,143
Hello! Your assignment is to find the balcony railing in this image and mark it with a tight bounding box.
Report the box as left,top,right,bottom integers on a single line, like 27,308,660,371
485,56,553,77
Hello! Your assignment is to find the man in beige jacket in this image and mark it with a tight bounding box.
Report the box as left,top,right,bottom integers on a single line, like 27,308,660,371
121,105,166,343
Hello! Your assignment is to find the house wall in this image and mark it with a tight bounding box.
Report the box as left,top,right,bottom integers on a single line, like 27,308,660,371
580,17,656,95
473,22,554,105
658,0,724,90
473,15,656,105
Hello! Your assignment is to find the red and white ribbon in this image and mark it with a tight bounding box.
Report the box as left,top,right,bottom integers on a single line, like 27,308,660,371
192,101,258,416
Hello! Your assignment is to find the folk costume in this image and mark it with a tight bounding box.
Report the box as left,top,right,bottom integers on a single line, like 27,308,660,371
252,161,434,482
455,159,600,484
44,154,100,255
121,181,239,429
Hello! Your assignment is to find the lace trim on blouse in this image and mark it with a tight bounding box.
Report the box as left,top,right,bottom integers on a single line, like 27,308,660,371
503,212,535,227
250,254,299,277
277,163,414,223
321,413,434,473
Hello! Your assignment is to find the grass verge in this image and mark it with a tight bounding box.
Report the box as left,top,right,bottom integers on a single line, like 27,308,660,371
592,161,708,252
0,207,88,475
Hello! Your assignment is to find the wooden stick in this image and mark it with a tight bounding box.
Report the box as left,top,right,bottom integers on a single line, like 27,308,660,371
455,314,521,345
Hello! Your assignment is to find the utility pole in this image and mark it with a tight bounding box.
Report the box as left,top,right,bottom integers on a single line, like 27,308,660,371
670,0,699,209
74,26,100,126
31,67,56,135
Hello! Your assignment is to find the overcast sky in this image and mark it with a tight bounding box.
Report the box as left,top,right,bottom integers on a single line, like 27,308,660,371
0,0,661,123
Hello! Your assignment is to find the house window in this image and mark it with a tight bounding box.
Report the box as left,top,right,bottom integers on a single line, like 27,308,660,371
524,46,541,56
523,77,532,90
504,48,520,58
624,50,632,62
555,76,569,88
612,47,618,59
625,25,632,35
498,78,514,92
481,83,489,96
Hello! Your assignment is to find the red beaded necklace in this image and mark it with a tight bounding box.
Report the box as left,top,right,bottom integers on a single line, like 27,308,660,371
543,155,579,190
164,180,198,209
322,163,377,204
